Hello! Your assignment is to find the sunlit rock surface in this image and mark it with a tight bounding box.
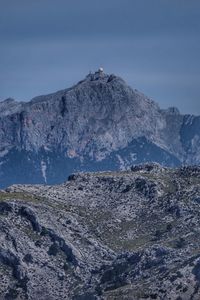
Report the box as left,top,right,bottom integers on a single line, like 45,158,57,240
1,164,200,299
0,71,199,187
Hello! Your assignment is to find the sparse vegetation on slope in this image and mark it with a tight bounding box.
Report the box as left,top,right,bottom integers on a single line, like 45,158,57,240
0,164,200,299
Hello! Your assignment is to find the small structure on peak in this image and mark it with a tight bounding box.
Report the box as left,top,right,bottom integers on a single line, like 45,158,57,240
98,67,104,73
85,69,117,83
96,67,104,79
86,67,105,81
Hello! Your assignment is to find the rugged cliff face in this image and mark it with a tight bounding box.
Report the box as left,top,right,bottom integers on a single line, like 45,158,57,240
1,164,200,299
0,70,199,187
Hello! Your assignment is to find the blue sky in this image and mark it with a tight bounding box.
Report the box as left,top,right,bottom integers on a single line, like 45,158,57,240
0,0,200,114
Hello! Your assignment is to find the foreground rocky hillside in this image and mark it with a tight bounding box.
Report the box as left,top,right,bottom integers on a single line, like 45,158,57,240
0,69,200,187
1,164,200,299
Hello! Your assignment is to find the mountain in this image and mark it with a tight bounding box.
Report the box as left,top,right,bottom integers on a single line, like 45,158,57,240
1,164,200,299
0,69,199,188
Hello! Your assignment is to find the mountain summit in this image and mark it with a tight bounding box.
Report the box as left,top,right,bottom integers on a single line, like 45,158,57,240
0,70,199,187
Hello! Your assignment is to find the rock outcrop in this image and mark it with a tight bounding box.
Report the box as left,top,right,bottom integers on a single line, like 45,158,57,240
1,164,200,299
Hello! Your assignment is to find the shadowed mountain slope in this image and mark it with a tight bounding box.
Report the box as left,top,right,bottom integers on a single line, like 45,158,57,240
0,70,199,187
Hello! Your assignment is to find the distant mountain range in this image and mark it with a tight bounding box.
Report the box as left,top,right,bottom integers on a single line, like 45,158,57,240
0,69,199,187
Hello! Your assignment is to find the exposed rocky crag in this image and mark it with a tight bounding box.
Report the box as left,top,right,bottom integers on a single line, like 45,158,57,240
0,70,200,187
1,164,200,299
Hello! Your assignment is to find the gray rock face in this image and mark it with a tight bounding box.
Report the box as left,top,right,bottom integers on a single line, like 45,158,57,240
1,164,200,299
0,70,199,187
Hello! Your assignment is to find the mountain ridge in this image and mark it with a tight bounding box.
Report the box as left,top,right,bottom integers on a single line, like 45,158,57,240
0,69,199,187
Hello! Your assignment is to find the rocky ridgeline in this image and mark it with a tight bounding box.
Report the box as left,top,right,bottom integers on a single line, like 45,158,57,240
0,70,200,187
0,164,200,299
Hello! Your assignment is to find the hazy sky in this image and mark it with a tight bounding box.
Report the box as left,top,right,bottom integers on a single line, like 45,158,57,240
0,0,200,114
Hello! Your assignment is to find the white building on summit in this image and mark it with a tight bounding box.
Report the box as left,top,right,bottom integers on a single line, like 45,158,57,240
86,67,105,81
98,67,104,73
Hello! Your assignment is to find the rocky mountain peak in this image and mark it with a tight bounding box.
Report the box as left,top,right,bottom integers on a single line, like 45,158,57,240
0,97,23,116
0,71,199,187
83,68,120,84
163,106,180,115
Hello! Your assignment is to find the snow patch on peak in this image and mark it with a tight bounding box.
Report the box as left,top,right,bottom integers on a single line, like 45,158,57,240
41,160,47,183
116,154,126,170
